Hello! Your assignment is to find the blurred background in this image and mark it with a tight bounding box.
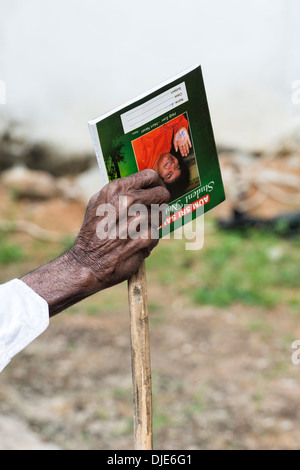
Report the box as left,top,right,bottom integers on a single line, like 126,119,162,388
0,0,300,450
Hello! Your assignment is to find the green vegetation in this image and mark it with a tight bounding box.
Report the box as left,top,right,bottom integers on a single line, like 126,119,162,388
1,216,299,311
146,220,300,309
185,386,208,416
0,235,26,265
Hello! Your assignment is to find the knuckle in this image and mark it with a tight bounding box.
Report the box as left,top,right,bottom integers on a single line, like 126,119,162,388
161,187,171,203
104,179,124,202
141,168,162,186
88,192,99,206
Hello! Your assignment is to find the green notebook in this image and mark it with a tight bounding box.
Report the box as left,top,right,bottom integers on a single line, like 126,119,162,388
89,65,225,237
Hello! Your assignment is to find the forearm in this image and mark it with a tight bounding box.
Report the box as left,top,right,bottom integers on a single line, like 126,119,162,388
21,250,99,317
21,171,170,319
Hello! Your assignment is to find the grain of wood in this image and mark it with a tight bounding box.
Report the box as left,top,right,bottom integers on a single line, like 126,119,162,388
128,260,153,450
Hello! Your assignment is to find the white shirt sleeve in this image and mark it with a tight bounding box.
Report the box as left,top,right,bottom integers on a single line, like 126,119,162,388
0,279,49,373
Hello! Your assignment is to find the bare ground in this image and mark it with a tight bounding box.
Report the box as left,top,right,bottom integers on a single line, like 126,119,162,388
1,155,300,450
1,298,300,450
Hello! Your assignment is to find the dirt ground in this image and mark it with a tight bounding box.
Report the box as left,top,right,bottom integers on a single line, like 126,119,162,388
1,291,300,450
1,154,300,450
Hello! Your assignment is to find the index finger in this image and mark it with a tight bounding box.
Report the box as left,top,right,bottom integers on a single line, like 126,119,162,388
122,169,165,191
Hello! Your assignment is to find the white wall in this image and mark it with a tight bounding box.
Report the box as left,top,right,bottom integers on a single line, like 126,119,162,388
0,0,299,153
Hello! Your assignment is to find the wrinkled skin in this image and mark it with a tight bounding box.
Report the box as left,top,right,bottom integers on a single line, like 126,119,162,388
22,170,170,316
71,169,170,289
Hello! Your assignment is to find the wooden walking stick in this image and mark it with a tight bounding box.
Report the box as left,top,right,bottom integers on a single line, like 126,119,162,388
128,259,153,450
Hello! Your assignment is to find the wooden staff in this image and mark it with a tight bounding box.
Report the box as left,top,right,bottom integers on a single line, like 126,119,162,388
128,259,153,450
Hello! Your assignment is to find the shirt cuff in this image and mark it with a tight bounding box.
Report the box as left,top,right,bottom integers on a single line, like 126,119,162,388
0,279,49,372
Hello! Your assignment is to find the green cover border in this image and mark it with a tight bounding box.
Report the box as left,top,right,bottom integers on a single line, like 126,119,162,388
94,66,225,236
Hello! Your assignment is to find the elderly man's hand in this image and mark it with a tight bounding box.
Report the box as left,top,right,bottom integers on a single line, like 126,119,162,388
70,169,170,289
22,170,170,316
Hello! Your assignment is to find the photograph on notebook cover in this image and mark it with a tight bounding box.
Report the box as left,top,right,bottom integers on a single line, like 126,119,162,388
91,66,225,236
131,112,200,202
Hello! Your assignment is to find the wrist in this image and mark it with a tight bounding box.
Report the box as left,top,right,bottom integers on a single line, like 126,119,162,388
22,250,100,317
64,248,101,295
